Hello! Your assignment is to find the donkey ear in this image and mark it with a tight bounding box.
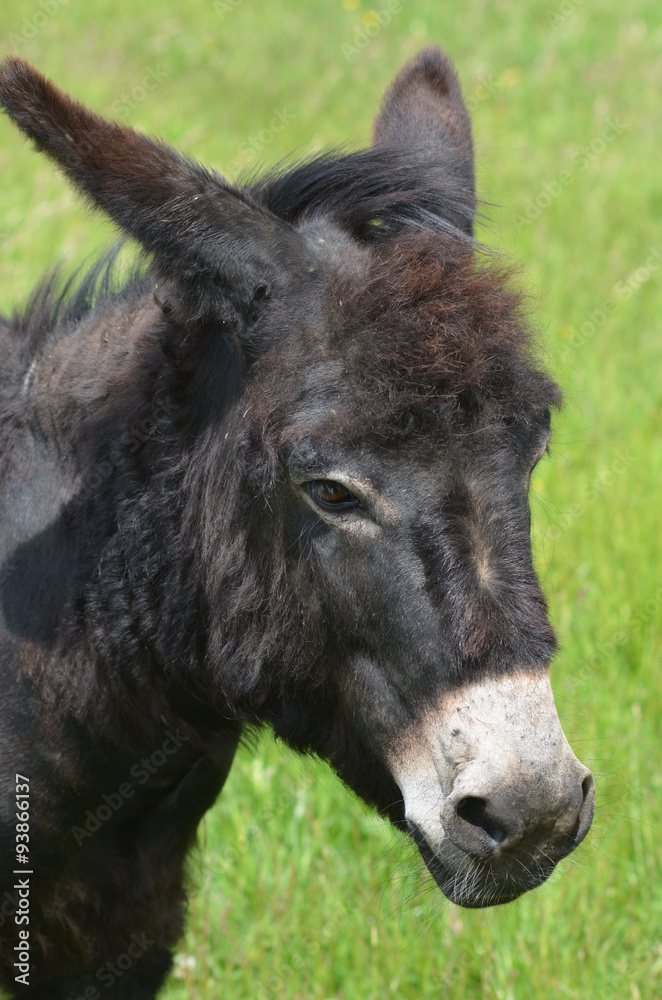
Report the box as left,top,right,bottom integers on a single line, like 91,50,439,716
373,47,475,231
0,58,312,324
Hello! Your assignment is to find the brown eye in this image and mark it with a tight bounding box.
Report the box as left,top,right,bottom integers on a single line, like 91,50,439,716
306,480,362,511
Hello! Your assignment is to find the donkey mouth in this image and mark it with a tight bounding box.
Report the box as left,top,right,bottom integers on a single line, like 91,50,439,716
408,822,557,908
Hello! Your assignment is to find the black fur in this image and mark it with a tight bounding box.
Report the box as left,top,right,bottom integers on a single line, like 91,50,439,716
0,48,567,997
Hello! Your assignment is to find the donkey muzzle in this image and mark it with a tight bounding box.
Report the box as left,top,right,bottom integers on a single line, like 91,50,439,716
391,669,595,906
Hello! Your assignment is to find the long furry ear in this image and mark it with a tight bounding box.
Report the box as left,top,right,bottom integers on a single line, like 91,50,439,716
0,58,313,323
373,46,475,234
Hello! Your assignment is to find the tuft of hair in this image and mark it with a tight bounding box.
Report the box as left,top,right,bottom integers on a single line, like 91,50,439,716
249,147,476,238
248,229,561,444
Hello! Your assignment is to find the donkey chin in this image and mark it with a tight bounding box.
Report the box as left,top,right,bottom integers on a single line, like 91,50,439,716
390,669,595,908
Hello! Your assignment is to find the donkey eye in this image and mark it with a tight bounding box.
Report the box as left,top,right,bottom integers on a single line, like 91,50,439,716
305,480,363,511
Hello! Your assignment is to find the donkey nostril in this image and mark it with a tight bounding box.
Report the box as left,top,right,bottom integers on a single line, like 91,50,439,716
567,771,596,847
455,796,507,847
581,774,594,803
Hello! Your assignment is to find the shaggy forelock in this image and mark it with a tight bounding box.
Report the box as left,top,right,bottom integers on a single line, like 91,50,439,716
248,230,561,446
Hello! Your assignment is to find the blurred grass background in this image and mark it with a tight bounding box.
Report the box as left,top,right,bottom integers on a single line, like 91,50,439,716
1,0,661,997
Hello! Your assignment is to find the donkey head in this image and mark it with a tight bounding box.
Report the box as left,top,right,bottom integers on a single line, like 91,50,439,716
0,48,594,907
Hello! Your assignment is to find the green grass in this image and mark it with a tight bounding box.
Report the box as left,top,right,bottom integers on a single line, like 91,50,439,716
1,1,661,997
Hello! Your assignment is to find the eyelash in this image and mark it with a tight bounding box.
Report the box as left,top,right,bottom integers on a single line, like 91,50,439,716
304,480,364,511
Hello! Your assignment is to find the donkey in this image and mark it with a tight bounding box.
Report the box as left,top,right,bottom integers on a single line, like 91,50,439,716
0,48,594,997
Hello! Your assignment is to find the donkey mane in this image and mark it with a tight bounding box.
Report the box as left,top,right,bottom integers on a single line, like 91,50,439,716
6,142,474,346
4,247,149,361
6,169,557,424
248,146,476,236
